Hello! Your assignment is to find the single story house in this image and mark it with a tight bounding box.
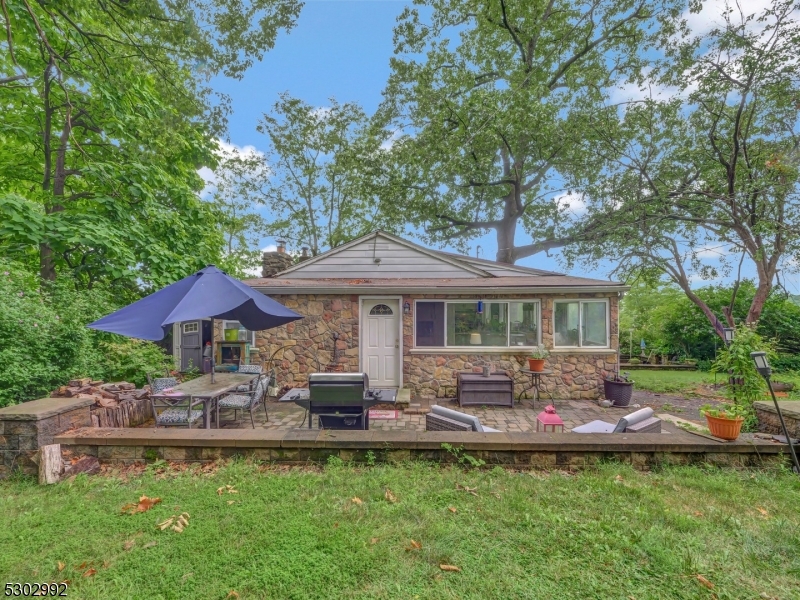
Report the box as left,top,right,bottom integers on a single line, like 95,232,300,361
175,231,627,400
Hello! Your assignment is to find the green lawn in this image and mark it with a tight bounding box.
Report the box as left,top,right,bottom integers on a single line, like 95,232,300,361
2,461,799,599
626,368,800,396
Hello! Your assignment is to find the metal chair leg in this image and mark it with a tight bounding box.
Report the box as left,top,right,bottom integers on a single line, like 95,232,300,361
263,398,269,422
250,407,256,428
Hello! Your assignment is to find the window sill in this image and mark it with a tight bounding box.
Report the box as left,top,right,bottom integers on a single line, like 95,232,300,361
550,348,616,354
410,347,538,355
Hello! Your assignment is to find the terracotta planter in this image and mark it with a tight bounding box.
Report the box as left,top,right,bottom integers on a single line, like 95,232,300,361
704,414,744,441
528,358,546,372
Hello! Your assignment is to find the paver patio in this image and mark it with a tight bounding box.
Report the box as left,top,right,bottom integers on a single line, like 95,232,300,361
215,397,677,433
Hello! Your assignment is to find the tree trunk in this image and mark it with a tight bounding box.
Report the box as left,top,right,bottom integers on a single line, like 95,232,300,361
747,279,771,325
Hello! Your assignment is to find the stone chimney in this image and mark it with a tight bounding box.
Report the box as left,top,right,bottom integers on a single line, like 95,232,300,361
261,240,293,278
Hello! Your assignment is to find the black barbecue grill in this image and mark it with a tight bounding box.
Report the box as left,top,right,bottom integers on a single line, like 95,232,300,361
280,372,392,430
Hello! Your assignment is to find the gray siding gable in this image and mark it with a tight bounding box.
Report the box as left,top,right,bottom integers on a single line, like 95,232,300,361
277,232,489,279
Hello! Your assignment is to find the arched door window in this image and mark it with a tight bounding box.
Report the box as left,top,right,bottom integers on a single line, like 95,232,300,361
369,304,394,316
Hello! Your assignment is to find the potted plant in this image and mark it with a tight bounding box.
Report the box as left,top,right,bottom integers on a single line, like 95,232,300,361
603,371,634,407
700,403,747,441
527,344,549,371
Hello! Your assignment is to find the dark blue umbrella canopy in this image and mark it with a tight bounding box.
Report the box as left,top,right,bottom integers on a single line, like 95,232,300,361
88,266,301,340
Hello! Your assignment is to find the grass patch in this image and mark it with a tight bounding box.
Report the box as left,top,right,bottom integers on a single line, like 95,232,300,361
627,369,800,397
625,369,716,394
1,462,799,599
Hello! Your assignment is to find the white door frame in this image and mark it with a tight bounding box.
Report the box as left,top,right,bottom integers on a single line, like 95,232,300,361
359,295,403,388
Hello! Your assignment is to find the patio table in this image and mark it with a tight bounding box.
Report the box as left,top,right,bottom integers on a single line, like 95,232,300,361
153,372,257,429
518,369,553,408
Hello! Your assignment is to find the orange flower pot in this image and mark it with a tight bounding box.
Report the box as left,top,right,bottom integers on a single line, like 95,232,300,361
528,358,546,372
704,414,744,441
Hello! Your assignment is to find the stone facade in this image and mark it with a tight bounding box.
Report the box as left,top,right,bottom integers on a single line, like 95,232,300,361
225,292,619,400
754,401,800,438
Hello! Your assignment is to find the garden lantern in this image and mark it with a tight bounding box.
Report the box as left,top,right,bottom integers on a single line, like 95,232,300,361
750,351,799,475
536,405,564,433
403,301,410,315
723,327,735,346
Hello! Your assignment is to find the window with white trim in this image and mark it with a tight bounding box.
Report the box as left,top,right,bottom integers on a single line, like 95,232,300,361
553,300,609,348
182,322,199,334
415,300,539,348
222,320,255,344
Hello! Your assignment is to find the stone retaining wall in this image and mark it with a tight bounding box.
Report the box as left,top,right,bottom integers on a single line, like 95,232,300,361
0,398,93,478
54,428,787,471
754,401,800,438
232,292,619,400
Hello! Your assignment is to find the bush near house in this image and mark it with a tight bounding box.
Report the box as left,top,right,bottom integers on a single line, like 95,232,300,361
0,260,169,407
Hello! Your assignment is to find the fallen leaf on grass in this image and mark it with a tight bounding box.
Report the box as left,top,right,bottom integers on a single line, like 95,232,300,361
351,497,363,505
370,538,379,545
756,507,769,517
227,500,236,505
77,562,88,570
696,574,714,589
693,511,703,518
123,539,136,551
405,539,422,552
121,495,162,514
439,565,461,572
614,475,624,483
57,561,65,572
455,483,478,497
384,488,397,503
226,592,240,599
491,492,501,499
83,568,97,578
142,541,157,549
157,517,174,531
102,561,110,569
448,507,457,513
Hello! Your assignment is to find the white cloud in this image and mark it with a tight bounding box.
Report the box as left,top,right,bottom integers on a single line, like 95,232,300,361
682,0,775,38
261,244,277,253
555,191,587,216
198,139,267,198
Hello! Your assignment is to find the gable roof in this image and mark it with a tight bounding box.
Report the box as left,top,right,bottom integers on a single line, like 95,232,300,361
271,231,492,279
244,230,625,292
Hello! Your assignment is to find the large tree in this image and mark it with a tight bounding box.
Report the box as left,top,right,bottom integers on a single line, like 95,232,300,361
252,93,398,255
0,0,301,286
575,0,800,335
378,0,681,263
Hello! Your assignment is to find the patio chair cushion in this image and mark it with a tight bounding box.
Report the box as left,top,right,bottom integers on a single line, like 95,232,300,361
238,364,263,374
156,407,203,425
572,407,656,434
218,394,255,410
151,377,178,394
429,405,503,432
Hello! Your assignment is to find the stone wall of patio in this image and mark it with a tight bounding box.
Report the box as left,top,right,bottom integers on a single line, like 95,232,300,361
226,292,619,400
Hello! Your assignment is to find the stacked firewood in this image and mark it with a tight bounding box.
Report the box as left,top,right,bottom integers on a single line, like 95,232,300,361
51,378,149,408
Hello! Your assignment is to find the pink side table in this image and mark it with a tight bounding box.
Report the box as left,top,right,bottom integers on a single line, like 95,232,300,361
536,405,564,433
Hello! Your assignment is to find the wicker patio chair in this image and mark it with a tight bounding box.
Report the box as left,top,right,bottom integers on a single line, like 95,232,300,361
150,394,203,428
216,372,270,428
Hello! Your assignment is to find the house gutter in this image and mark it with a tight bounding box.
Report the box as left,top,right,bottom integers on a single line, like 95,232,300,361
250,285,629,295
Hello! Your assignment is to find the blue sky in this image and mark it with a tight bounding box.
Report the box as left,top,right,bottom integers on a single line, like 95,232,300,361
207,0,798,293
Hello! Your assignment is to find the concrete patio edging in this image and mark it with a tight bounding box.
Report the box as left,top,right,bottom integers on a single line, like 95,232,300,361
52,427,791,471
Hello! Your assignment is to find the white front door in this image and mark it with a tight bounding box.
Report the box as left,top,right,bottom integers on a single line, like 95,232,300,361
362,298,400,388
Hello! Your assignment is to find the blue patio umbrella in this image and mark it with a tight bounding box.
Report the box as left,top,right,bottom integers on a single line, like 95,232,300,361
88,265,302,380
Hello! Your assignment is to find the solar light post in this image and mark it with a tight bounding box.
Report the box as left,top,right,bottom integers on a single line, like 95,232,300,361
751,351,800,475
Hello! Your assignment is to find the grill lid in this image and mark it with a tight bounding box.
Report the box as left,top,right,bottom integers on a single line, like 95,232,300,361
309,372,368,386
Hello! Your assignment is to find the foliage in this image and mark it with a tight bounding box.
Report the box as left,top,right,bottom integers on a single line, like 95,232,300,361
0,0,300,286
710,326,773,408
0,260,167,406
606,371,633,384
377,0,682,263
1,462,799,598
251,93,400,255
700,403,748,421
440,443,485,468
528,344,549,359
620,280,800,364
576,0,800,332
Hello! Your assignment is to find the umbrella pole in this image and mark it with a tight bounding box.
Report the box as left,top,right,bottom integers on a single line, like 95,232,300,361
210,317,216,383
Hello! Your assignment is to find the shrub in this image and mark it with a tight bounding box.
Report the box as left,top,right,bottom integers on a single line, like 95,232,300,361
710,325,774,430
0,260,169,406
